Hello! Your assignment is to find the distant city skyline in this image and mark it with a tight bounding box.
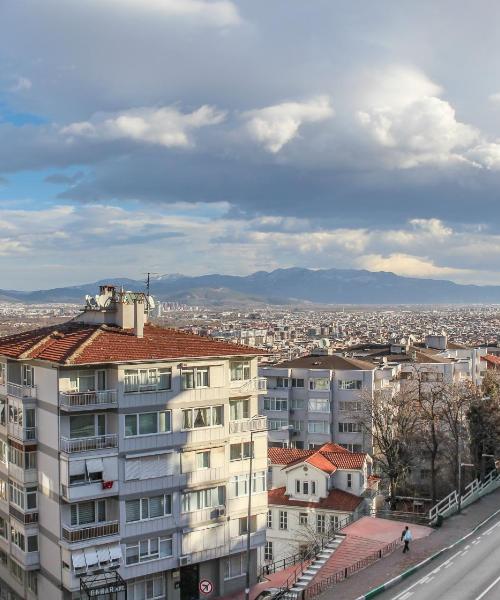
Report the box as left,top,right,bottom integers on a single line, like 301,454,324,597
2,1,500,287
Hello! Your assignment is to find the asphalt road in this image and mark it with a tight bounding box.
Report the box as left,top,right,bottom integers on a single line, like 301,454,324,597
374,514,500,600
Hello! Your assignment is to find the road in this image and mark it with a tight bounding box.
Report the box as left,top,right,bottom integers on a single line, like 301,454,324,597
374,514,500,600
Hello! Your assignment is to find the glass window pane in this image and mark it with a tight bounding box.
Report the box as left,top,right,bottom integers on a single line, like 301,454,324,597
212,406,223,426
159,411,171,432
126,500,140,522
149,496,163,518
139,413,157,435
182,410,192,429
125,415,137,437
194,408,209,428
70,415,95,439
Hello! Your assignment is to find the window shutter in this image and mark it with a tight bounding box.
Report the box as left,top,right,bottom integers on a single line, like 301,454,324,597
125,459,141,481
126,500,140,522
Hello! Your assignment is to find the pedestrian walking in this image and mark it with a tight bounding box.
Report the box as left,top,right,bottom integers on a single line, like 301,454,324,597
401,525,413,553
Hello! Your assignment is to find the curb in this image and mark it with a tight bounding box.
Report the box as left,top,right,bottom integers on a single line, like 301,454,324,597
355,506,500,600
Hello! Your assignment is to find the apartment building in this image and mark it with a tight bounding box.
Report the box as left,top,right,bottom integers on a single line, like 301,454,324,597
265,444,378,562
0,286,268,600
259,352,387,454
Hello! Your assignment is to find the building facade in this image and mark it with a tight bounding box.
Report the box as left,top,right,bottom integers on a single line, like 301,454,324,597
0,286,268,600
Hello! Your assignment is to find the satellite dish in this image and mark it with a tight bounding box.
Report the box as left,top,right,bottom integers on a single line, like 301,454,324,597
147,296,156,310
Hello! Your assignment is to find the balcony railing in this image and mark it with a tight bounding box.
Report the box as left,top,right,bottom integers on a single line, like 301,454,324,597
184,466,227,486
7,382,36,399
9,505,38,525
229,416,268,434
230,377,267,395
60,390,118,410
60,434,118,454
62,520,119,543
8,424,37,442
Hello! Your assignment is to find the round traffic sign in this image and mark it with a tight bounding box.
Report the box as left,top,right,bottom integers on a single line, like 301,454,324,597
199,579,213,595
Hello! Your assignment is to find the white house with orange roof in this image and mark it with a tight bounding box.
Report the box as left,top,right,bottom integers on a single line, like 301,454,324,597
265,443,378,563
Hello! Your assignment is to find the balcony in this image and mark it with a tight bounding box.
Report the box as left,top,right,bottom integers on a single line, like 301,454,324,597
184,427,227,448
61,480,118,503
184,466,227,486
7,382,36,399
60,390,118,411
180,506,227,528
229,416,268,435
9,505,38,525
8,424,37,443
230,377,267,396
60,434,118,454
62,520,119,543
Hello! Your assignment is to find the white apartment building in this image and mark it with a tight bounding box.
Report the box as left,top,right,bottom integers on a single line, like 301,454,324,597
265,444,377,562
259,353,389,454
0,286,268,600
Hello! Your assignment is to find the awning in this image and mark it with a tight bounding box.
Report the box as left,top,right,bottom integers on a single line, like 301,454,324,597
84,547,99,568
86,458,104,475
97,546,111,565
69,460,86,476
72,551,86,570
109,544,122,562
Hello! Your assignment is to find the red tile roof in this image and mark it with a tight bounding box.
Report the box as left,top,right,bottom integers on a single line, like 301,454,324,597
0,322,265,365
269,443,367,471
268,486,363,512
482,354,500,367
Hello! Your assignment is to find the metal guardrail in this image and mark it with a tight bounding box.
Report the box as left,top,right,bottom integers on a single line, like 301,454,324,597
303,538,399,600
232,377,267,394
60,390,117,408
364,508,430,525
60,434,118,453
62,520,119,542
229,416,268,434
7,383,36,399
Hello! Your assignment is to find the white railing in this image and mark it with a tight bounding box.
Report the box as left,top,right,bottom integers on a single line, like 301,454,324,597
185,427,227,446
60,390,117,409
60,434,118,453
231,377,267,395
428,468,500,523
7,382,36,399
62,520,119,543
229,416,268,434
8,424,37,442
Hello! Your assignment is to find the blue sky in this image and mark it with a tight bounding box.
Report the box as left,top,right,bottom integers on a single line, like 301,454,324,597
1,0,500,289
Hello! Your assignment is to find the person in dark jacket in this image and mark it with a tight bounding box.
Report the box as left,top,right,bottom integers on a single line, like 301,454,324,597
401,525,413,553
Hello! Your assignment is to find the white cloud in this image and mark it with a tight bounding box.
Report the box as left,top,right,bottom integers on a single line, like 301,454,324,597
244,96,334,153
107,0,240,26
466,142,500,170
488,92,500,103
357,253,469,279
61,105,226,148
8,76,32,92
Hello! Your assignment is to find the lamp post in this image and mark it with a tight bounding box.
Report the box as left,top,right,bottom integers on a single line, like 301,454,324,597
245,418,291,600
457,462,474,514
480,452,495,483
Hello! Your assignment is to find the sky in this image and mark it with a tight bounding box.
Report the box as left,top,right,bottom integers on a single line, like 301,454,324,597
2,1,500,289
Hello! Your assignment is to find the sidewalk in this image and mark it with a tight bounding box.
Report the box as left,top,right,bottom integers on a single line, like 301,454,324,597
317,487,500,600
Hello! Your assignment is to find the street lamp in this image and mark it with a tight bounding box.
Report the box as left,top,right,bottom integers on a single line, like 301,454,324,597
480,452,495,483
457,462,474,514
245,417,292,600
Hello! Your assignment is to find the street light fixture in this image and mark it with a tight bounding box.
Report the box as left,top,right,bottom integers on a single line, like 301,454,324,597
245,417,292,600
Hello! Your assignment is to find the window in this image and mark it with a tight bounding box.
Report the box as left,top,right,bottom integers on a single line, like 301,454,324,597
224,553,244,580
69,370,107,393
126,495,172,522
229,475,248,498
299,512,308,526
124,454,174,481
276,377,289,388
267,510,273,529
0,363,5,386
0,398,5,426
69,414,105,438
125,411,171,437
8,402,22,426
263,397,288,411
421,372,444,383
9,481,37,511
229,399,249,421
329,515,339,531
309,378,329,391
338,380,362,390
316,514,326,534
290,420,303,431
308,398,330,412
27,535,38,552
295,479,300,493
252,471,266,493
0,516,7,540
22,365,34,387
181,367,209,389
124,368,172,393
347,473,352,488
11,527,25,551
128,576,165,600
264,541,273,562
311,481,316,495
308,421,329,434
182,486,225,512
340,443,363,452
291,378,304,388
125,536,173,565
238,515,257,535
0,441,7,465
231,362,251,381
290,398,305,409
338,422,362,433
269,419,289,430
230,442,253,461
71,500,106,526
303,481,309,495
279,510,288,530
182,406,223,429
339,401,362,412
196,451,210,470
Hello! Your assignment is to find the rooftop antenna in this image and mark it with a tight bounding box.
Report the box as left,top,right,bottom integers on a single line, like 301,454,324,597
144,272,159,298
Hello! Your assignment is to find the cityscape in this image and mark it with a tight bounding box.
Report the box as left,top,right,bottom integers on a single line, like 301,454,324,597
1,2,500,600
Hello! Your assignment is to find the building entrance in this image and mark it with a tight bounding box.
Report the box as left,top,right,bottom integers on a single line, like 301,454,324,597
180,563,200,600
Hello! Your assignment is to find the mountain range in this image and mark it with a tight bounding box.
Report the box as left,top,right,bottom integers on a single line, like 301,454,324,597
3,268,500,306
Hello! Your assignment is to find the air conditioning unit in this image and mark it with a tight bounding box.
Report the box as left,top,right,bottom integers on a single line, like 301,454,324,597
214,506,226,518
179,555,191,567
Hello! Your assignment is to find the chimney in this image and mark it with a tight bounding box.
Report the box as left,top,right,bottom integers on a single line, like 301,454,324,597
134,299,145,338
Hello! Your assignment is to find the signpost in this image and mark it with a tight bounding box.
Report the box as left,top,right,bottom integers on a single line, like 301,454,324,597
199,580,214,595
